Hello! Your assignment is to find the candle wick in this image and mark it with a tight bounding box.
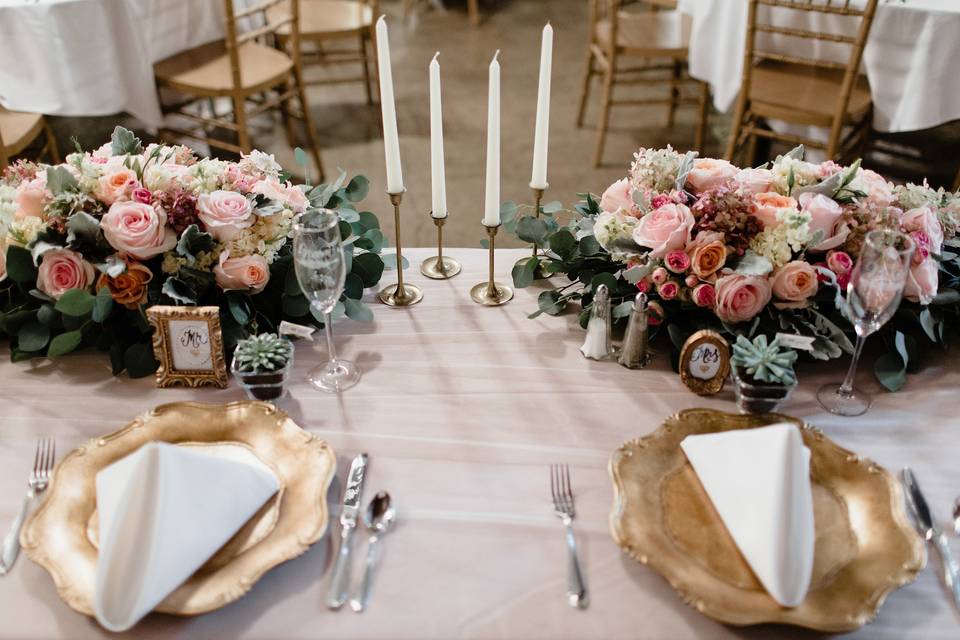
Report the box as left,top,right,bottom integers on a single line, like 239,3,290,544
377,14,386,23
493,49,500,62
432,51,440,63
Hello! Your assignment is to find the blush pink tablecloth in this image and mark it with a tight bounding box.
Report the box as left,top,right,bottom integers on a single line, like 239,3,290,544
0,248,958,639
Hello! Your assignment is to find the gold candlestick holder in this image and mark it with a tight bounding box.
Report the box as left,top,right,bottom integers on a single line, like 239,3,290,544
378,192,423,307
471,224,513,306
420,216,461,279
514,185,552,279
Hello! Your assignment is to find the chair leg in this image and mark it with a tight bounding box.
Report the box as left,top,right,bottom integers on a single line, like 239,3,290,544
694,81,709,154
746,132,759,167
468,0,480,26
667,61,681,128
43,120,60,164
291,70,325,183
592,61,616,168
575,49,596,128
360,31,374,106
233,95,252,157
277,83,297,147
725,88,749,161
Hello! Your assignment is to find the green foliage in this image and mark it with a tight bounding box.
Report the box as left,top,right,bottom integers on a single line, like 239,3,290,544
233,333,292,373
111,126,143,156
731,334,798,385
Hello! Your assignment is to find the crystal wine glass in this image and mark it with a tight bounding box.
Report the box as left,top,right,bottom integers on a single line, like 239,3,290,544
817,229,915,416
293,209,361,393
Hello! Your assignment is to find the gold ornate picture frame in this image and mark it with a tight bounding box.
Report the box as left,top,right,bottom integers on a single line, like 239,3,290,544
679,329,730,395
146,306,228,388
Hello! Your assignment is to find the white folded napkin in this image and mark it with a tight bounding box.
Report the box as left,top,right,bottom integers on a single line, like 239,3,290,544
94,442,279,632
680,423,814,607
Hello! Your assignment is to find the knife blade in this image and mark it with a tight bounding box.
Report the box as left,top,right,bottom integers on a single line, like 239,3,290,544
326,453,368,610
902,467,960,611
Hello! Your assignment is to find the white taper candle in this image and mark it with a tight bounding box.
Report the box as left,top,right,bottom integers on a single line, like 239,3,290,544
375,16,404,194
429,52,447,218
530,23,553,190
483,50,501,227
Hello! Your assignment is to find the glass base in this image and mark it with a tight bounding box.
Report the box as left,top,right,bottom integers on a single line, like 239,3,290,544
817,383,871,417
308,359,361,393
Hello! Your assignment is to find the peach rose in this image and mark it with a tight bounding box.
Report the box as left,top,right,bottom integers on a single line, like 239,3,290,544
97,261,153,309
214,252,270,293
751,192,798,229
903,257,939,305
251,178,308,213
771,261,818,306
632,203,695,259
15,176,49,219
686,231,727,279
902,206,944,255
198,190,254,241
95,167,139,205
600,178,636,215
101,201,177,260
799,192,848,252
37,249,95,300
686,158,737,193
734,168,775,196
714,273,772,324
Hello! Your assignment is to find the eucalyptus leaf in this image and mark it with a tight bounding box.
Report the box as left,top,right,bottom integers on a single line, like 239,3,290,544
55,289,96,317
345,175,370,202
343,298,374,322
516,216,550,246
512,257,538,289
548,228,577,260
338,207,360,223
538,290,565,316
18,321,50,352
612,300,634,319
92,287,114,323
357,211,380,231
919,308,938,343
354,252,386,284
6,245,37,282
379,253,409,271
47,330,83,357
579,235,601,256
227,292,253,325
542,201,563,214
124,342,158,378
875,331,909,392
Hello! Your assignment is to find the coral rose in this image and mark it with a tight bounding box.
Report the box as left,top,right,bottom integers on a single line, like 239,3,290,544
95,167,139,205
686,231,727,279
15,176,49,219
214,252,270,293
771,261,818,307
714,273,772,324
904,257,939,305
37,249,95,300
101,201,177,260
632,203,695,259
198,190,254,241
600,178,636,215
799,192,847,252
686,158,737,193
97,262,153,309
751,192,798,229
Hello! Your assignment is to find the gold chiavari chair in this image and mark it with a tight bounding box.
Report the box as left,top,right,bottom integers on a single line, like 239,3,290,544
725,0,879,165
269,0,379,105
154,0,324,180
952,168,959,192
0,109,59,172
576,0,710,167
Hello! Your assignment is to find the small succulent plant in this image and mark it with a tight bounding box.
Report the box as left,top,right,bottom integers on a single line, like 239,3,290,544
731,334,798,385
234,333,292,373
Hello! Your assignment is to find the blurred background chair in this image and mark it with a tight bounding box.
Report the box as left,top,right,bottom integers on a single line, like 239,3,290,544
576,0,709,167
0,109,59,172
271,0,379,106
153,0,324,179
725,0,879,165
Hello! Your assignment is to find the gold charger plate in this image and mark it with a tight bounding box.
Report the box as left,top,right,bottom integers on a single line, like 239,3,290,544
21,401,336,617
609,409,925,633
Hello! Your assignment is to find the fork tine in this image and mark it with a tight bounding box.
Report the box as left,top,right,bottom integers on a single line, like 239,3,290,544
550,464,558,508
45,438,55,477
562,464,574,513
32,439,42,477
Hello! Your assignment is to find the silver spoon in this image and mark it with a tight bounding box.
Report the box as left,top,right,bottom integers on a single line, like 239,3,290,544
350,491,396,612
953,497,960,536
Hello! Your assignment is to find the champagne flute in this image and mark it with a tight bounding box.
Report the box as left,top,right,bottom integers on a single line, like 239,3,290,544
817,229,915,416
293,209,361,393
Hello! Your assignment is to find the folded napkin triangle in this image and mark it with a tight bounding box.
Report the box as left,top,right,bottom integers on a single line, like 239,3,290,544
681,423,815,607
94,442,279,632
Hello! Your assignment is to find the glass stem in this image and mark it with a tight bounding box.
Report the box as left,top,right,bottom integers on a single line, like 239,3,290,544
839,334,866,396
324,312,337,364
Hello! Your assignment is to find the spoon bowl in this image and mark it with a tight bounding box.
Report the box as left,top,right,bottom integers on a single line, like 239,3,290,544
364,491,396,536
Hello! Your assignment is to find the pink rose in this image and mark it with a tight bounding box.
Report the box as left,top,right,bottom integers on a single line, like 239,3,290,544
799,192,848,252
714,274,772,324
101,201,177,260
198,190,254,241
857,169,894,209
632,203,695,259
904,257,939,305
658,281,679,300
664,250,691,273
902,206,944,256
37,249,95,300
734,168,775,196
771,261,818,306
600,178,635,215
826,251,853,275
686,158,737,193
251,178,308,213
651,267,669,285
751,192,798,229
15,176,49,219
132,187,153,204
95,167,139,205
692,283,715,307
214,252,270,293
685,274,699,287
819,161,843,178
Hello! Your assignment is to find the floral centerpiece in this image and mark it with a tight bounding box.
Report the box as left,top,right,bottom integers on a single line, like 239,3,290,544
508,146,960,389
0,127,389,377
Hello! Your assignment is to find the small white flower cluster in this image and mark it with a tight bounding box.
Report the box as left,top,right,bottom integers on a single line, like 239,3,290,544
593,211,640,261
629,146,684,193
750,208,812,268
770,157,820,195
226,208,295,264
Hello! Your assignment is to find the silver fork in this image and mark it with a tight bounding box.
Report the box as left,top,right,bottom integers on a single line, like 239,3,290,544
0,438,55,575
550,464,588,609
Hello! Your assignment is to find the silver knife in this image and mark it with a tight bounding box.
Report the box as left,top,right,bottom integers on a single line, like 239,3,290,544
902,467,960,611
326,453,368,609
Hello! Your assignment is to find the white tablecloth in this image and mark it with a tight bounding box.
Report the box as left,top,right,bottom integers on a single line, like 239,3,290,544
678,0,960,132
0,0,232,129
0,248,959,638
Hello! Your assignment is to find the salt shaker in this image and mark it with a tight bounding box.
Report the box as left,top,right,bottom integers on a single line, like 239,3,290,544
580,284,614,360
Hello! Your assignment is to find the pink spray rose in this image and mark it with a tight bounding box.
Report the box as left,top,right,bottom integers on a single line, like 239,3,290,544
664,250,691,274
95,167,139,205
857,169,894,209
15,176,49,219
657,281,679,300
685,274,699,288
132,187,153,205
733,167,775,196
251,178,308,213
651,267,669,285
686,158,738,193
771,261,818,306
714,273,772,324
101,201,177,260
600,178,636,215
904,257,939,305
198,190,254,241
692,283,716,308
799,192,848,252
632,203,695,259
902,206,944,256
214,252,270,293
826,250,853,275
37,249,95,300
751,192,798,229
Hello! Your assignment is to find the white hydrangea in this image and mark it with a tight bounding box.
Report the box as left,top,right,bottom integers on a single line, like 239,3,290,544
189,158,231,193
226,209,294,264
593,211,640,262
629,146,684,193
771,157,820,195
776,207,812,252
239,150,282,179
0,184,17,238
8,216,46,247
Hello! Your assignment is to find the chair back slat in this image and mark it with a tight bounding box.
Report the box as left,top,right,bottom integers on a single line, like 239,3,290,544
754,23,856,45
756,0,865,17
234,0,286,20
223,0,301,90
754,51,847,72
